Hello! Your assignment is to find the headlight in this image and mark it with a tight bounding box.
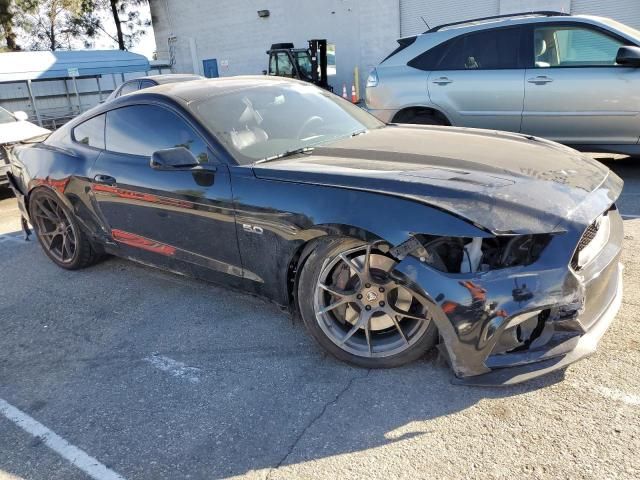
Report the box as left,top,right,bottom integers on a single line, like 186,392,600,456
401,234,552,274
366,68,378,88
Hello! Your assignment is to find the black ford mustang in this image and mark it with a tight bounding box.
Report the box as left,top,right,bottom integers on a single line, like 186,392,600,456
6,76,623,385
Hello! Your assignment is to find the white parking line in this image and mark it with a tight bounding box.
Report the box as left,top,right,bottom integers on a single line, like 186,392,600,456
593,386,640,407
0,398,127,480
144,354,202,383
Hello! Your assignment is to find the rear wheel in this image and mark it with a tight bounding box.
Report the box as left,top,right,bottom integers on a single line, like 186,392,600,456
29,188,101,270
298,238,437,368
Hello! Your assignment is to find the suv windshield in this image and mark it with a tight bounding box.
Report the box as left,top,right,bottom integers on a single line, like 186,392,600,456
0,107,16,124
192,82,383,165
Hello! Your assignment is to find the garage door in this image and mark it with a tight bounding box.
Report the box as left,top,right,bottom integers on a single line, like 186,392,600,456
400,0,499,37
400,1,640,38
572,0,640,31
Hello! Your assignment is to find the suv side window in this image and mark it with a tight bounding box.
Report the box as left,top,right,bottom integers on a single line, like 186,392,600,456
438,27,521,70
118,81,140,97
409,27,522,71
139,79,156,89
72,114,105,149
534,26,625,68
105,105,209,163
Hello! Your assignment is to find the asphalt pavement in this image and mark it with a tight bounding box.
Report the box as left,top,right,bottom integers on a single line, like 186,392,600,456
0,158,638,480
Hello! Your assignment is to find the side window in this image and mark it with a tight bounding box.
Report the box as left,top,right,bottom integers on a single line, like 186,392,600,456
105,105,209,163
276,52,294,77
408,40,452,71
437,27,521,70
118,81,140,96
72,114,105,149
534,26,625,68
139,79,156,89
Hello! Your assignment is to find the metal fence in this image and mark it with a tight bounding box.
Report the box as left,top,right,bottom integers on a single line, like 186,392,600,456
0,66,171,129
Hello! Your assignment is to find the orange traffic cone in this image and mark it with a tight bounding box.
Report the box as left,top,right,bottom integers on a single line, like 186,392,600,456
351,85,357,103
342,84,348,99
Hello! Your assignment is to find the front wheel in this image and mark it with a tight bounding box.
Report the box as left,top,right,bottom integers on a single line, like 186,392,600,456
297,238,438,368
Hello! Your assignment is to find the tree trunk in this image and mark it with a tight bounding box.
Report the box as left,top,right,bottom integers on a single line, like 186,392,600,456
0,0,19,50
110,0,125,50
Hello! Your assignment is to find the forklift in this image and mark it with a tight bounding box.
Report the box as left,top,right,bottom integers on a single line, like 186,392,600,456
265,39,333,92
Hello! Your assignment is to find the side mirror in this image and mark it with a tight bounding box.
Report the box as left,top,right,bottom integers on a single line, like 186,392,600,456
616,46,640,67
150,147,201,170
13,110,29,121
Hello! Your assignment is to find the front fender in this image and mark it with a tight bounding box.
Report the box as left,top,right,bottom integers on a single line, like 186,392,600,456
231,173,488,305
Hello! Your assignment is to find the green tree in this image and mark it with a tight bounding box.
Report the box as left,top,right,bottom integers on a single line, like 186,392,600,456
78,0,149,50
0,0,37,51
16,0,97,50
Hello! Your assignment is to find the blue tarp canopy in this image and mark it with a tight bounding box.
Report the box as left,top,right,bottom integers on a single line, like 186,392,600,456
0,50,150,83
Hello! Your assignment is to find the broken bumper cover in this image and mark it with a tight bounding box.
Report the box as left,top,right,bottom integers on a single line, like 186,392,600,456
394,208,624,386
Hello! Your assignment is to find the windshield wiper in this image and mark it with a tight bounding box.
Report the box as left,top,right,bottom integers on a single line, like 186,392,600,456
254,147,314,165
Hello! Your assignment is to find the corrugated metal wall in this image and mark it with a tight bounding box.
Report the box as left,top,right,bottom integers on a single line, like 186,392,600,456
400,0,499,37
400,0,640,37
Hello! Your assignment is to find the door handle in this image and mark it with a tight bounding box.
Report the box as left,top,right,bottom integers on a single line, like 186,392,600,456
527,76,553,84
93,174,116,186
432,76,453,85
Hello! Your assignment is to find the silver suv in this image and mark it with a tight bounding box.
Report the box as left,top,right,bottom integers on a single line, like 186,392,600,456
365,11,640,155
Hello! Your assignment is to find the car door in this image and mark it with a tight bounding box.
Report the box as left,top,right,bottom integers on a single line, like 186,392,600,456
521,22,640,144
426,26,526,132
89,103,243,285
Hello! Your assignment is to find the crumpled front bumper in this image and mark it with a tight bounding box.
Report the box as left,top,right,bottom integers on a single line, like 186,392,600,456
393,208,624,386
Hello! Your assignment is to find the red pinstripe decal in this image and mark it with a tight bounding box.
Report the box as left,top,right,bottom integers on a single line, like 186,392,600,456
111,229,176,256
92,184,194,209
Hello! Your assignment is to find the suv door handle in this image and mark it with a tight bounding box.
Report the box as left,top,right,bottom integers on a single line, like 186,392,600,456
432,76,453,85
527,76,553,84
93,174,116,186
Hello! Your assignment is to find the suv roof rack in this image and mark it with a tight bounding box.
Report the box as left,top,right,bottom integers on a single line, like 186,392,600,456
424,11,570,33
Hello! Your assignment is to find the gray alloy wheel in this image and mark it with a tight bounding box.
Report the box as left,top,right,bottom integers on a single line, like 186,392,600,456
29,189,102,270
31,193,78,264
298,238,437,367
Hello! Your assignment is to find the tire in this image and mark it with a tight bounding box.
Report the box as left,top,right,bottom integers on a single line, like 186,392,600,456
297,237,438,368
29,188,102,270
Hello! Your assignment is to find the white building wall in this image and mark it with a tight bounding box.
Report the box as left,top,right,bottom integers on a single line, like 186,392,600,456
400,0,640,37
149,0,400,94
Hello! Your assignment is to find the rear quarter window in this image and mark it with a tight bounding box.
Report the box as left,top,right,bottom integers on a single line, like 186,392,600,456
72,114,105,149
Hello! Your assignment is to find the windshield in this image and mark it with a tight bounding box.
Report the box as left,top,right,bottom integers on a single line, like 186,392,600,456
192,82,384,165
0,107,16,124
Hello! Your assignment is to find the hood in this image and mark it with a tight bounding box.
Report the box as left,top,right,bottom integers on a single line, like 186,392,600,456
252,126,622,234
0,121,50,145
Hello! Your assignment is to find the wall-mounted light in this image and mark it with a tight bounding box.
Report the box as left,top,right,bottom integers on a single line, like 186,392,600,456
257,9,270,18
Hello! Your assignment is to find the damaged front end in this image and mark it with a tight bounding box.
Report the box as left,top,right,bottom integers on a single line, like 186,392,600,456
390,204,624,386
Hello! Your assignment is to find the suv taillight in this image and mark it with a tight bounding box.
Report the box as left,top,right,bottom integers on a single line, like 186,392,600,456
366,68,378,88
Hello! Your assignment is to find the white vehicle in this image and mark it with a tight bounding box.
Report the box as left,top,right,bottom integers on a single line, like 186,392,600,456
0,107,49,187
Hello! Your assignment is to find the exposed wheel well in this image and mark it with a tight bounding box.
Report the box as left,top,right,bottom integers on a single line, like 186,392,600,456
391,107,450,126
